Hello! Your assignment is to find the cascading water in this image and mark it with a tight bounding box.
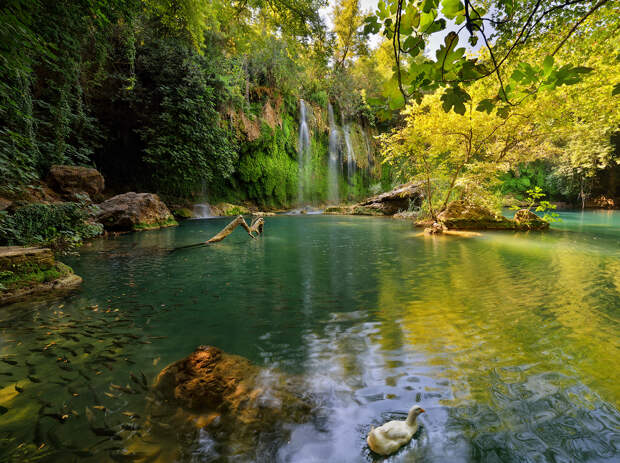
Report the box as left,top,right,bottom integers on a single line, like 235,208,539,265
192,203,215,219
297,99,312,205
342,114,356,185
327,103,340,204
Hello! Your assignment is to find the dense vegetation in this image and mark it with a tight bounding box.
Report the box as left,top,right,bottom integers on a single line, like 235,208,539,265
0,0,618,216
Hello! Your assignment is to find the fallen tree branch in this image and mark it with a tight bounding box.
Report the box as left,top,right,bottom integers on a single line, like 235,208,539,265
206,215,264,243
171,215,265,252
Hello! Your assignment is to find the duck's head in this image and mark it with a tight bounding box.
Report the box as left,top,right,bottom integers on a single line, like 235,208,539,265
407,405,425,423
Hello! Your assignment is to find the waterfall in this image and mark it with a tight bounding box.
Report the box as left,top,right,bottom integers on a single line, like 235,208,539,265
327,103,340,204
193,203,215,219
342,115,356,185
297,99,312,205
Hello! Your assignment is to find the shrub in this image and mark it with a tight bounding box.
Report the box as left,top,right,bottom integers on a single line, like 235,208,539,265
0,202,103,251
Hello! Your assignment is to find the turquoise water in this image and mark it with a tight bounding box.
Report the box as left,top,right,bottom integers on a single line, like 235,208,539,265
0,211,619,462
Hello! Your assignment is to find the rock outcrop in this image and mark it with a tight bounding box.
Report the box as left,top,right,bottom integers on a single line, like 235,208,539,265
0,246,82,305
96,192,178,231
435,201,515,230
513,209,550,230
415,201,551,231
325,182,424,216
356,182,423,215
48,165,105,200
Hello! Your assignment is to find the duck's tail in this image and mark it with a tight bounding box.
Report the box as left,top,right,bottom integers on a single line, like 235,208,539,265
367,427,378,452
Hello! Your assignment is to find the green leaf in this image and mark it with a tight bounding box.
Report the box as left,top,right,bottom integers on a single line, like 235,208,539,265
441,0,464,19
468,35,478,47
476,98,495,114
440,86,471,115
542,55,554,77
613,83,620,96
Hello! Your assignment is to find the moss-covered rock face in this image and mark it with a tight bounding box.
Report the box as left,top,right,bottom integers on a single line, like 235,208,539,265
211,203,250,216
513,209,550,230
0,247,82,305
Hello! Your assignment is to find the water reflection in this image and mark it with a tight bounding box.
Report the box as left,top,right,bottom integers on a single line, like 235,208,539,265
0,213,619,462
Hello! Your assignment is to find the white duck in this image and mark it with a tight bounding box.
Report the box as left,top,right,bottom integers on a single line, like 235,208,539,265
367,405,425,456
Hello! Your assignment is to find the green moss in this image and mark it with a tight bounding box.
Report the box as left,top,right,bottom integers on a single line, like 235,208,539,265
132,217,179,231
173,208,193,219
0,262,72,291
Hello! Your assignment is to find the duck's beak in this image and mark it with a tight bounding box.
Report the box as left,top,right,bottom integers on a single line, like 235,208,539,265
420,408,426,413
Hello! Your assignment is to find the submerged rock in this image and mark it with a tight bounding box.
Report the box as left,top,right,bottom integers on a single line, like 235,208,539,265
0,246,82,305
48,165,105,200
513,209,550,230
148,346,314,456
96,192,178,231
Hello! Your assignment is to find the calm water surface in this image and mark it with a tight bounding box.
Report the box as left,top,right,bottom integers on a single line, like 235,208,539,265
1,211,619,462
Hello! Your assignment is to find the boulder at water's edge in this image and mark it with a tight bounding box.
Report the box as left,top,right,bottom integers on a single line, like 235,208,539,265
96,192,177,231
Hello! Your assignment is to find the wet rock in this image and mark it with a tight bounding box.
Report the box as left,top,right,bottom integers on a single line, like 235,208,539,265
436,201,515,230
48,165,105,200
96,192,178,231
357,182,423,215
585,195,617,209
424,222,447,234
0,247,82,305
149,346,314,450
513,209,550,230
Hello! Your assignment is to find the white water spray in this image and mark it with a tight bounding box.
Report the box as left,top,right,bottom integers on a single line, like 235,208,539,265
327,103,341,204
298,99,312,205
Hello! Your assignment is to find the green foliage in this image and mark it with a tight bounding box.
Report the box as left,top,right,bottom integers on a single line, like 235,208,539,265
133,38,237,197
510,186,560,223
0,202,103,250
364,0,611,114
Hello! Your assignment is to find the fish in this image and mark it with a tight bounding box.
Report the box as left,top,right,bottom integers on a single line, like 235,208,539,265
104,392,119,399
33,419,44,447
110,384,136,394
93,405,107,412
28,375,42,383
0,372,13,376
1,358,18,366
121,411,140,419
140,371,148,387
46,429,63,449
42,413,69,423
108,451,146,461
129,373,146,390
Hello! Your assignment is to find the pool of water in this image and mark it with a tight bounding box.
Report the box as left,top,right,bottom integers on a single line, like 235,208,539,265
1,211,619,462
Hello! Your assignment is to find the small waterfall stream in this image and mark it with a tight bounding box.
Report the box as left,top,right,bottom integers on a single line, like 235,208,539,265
193,203,215,218
327,103,340,204
342,114,356,185
297,99,312,205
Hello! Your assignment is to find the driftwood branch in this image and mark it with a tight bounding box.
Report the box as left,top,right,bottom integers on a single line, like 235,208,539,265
206,215,264,243
171,215,265,252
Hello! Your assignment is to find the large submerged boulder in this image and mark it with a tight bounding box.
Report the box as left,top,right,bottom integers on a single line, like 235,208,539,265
48,165,105,200
96,192,177,231
435,201,515,230
152,345,313,423
147,346,314,457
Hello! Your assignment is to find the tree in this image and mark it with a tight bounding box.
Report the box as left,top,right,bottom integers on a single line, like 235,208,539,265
363,0,615,114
